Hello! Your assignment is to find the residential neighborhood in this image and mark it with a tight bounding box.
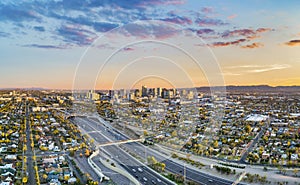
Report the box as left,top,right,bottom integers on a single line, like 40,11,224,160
0,87,300,185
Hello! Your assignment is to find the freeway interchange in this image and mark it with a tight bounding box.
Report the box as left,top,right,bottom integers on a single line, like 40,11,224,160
72,116,245,185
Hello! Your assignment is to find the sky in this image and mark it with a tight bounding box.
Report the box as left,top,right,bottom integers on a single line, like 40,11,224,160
0,0,300,89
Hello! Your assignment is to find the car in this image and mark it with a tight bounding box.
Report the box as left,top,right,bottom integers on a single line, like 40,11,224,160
138,167,143,172
143,177,147,182
151,179,157,184
208,179,213,183
132,169,136,172
157,179,161,182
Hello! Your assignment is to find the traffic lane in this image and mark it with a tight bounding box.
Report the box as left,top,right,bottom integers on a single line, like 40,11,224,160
125,142,235,185
82,118,227,185
92,157,131,185
76,118,124,143
165,159,232,185
77,119,171,185
80,117,236,185
103,145,170,185
75,118,113,144
84,118,126,141
123,142,168,162
124,143,233,185
89,132,109,143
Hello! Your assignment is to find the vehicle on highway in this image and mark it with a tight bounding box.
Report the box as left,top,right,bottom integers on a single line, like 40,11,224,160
138,167,143,172
143,177,147,182
132,168,136,172
151,179,157,184
157,178,161,183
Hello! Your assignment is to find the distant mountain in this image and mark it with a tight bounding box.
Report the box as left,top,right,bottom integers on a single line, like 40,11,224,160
0,87,46,91
196,85,300,92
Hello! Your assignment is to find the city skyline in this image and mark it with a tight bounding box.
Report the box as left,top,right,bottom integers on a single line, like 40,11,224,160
1,0,300,89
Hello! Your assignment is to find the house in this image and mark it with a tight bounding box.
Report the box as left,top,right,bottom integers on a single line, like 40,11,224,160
262,152,270,160
291,154,298,161
0,182,11,185
49,178,61,185
0,164,16,175
68,177,77,184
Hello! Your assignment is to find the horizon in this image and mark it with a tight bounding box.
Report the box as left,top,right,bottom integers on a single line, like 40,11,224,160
1,1,300,89
1,84,300,92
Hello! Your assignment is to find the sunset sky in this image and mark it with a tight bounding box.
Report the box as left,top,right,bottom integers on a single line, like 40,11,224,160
0,0,300,89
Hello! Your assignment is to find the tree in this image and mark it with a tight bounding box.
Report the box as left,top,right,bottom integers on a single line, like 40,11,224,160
143,130,148,136
69,149,75,157
171,130,177,137
293,169,298,177
213,140,219,148
85,149,90,157
53,129,59,135
245,124,252,133
42,174,47,180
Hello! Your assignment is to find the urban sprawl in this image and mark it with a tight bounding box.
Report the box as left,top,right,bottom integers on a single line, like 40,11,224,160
0,86,299,185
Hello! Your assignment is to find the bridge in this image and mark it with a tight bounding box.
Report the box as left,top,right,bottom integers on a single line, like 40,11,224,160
50,108,87,119
97,138,144,147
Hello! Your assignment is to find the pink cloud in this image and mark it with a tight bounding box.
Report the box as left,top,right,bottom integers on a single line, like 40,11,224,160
241,42,264,49
256,28,272,33
227,14,237,19
211,38,246,47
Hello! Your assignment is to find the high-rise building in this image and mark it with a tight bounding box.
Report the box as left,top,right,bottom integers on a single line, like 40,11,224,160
156,87,162,97
108,90,115,98
87,90,100,100
134,89,141,97
142,85,148,97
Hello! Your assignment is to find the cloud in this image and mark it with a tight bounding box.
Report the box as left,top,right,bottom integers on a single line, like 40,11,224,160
211,38,246,47
93,22,119,32
0,0,233,48
0,5,41,22
0,31,10,37
256,28,272,33
33,26,45,32
222,29,255,38
161,16,192,25
201,7,213,14
227,14,237,19
241,42,264,49
196,18,227,26
96,43,116,50
121,21,180,39
222,27,272,40
57,24,97,46
227,64,290,73
122,47,134,51
221,72,241,76
22,44,67,49
247,64,290,73
196,28,215,35
285,39,300,46
140,0,186,7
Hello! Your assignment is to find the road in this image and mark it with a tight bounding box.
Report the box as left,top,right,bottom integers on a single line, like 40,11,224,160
239,120,269,163
24,101,36,184
73,117,247,185
73,117,172,185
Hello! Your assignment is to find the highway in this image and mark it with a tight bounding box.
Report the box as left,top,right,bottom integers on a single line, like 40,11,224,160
72,117,173,185
73,116,246,185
